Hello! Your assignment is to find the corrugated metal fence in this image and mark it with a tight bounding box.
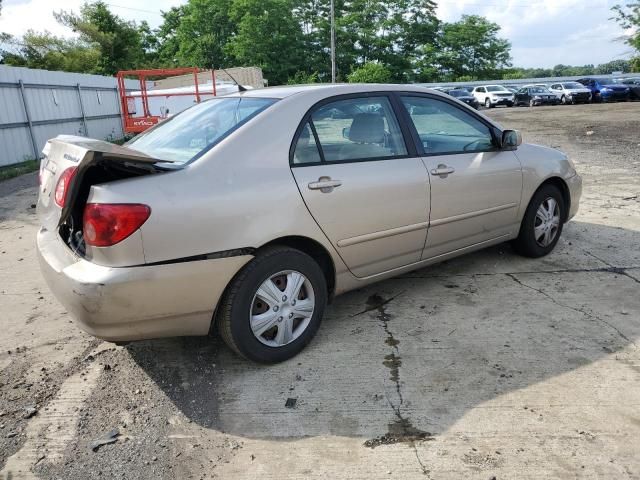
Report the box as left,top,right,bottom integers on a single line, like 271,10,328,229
0,66,140,167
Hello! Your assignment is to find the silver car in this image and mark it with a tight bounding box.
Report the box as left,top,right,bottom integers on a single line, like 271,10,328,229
548,82,592,104
37,84,582,363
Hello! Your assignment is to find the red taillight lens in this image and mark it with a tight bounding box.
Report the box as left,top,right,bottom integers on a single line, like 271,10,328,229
54,167,77,207
83,203,151,247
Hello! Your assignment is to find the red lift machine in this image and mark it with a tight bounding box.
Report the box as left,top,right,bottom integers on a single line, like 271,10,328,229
117,68,218,134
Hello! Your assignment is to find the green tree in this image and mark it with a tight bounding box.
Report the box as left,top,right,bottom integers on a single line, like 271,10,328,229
226,0,306,85
173,0,235,68
154,6,187,66
55,1,146,74
435,15,511,81
612,2,640,70
347,61,391,82
596,59,630,73
287,70,320,84
1,31,100,72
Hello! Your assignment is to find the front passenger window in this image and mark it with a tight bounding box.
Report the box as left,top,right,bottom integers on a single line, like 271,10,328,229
401,96,494,154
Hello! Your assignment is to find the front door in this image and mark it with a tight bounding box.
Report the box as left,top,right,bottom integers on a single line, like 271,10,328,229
291,94,430,278
398,94,523,260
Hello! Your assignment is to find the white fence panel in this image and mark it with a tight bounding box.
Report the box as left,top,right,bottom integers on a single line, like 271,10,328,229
0,65,139,167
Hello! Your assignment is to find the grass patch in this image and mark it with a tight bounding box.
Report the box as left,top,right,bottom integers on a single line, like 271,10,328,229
0,159,39,182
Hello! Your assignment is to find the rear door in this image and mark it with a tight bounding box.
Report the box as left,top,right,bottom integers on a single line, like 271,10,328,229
291,94,430,278
397,94,522,260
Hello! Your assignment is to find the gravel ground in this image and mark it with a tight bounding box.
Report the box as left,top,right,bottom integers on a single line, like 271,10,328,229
1,102,639,480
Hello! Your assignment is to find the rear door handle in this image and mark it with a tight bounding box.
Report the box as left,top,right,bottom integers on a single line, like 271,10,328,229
430,164,455,177
308,176,342,193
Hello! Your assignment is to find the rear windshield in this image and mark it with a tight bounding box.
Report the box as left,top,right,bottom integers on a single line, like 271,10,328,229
127,97,277,164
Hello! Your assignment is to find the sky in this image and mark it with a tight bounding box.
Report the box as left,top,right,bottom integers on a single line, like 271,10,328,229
0,0,635,68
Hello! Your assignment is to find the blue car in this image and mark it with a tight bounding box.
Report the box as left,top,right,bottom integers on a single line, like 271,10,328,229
577,77,630,102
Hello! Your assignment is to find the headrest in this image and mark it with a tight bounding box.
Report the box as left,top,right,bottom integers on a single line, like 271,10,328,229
348,113,385,143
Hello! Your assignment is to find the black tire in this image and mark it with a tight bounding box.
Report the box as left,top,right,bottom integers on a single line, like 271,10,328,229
485,98,492,108
561,95,567,105
529,99,535,107
512,184,565,258
216,246,328,363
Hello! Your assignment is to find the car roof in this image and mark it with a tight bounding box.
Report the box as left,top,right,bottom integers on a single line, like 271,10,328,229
229,83,442,99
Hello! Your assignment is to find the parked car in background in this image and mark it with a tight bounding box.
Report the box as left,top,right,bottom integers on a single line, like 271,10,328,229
514,86,560,107
616,78,640,100
577,77,630,102
548,82,592,104
472,85,514,108
446,88,480,109
36,84,581,363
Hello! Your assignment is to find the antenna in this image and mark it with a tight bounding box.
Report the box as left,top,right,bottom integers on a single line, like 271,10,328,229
220,68,247,92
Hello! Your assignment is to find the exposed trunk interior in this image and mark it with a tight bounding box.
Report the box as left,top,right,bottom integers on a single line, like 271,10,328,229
59,155,172,257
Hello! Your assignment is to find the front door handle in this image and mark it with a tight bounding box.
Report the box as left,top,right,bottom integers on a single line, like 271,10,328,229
308,176,342,193
431,164,455,177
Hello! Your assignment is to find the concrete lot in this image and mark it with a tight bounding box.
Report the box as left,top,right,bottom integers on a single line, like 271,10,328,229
1,103,639,480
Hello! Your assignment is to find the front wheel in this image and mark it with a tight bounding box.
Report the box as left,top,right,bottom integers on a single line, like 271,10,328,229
485,98,491,108
217,246,328,363
561,95,567,105
512,184,565,258
529,99,535,107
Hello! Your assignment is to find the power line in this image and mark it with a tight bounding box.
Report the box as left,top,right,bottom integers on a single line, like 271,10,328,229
104,3,164,15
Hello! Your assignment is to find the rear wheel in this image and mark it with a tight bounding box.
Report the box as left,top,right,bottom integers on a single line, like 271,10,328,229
217,246,327,363
512,184,565,258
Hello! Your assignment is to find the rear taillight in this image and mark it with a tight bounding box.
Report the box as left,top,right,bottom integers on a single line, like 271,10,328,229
83,203,151,247
54,167,77,207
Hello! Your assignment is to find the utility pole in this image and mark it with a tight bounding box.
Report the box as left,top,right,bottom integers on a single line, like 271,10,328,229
330,0,336,83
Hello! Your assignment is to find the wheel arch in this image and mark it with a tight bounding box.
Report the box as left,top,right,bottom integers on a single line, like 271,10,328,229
260,235,336,301
534,176,571,222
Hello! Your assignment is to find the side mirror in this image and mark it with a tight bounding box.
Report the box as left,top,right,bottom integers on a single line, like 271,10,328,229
501,129,522,149
342,126,351,139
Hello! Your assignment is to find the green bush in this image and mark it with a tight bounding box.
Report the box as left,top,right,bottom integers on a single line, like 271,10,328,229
347,62,392,83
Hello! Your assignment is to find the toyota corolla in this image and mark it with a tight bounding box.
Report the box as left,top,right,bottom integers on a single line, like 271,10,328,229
37,84,582,363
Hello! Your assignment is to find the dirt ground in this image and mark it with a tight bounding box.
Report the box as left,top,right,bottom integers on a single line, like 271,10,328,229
1,102,639,480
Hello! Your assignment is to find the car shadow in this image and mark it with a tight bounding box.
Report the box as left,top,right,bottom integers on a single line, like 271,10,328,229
126,220,640,442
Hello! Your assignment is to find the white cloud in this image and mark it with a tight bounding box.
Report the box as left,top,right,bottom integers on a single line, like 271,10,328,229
0,0,187,37
436,0,632,67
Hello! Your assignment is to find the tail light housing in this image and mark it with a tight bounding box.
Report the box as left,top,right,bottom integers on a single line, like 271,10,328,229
83,203,151,247
54,167,77,207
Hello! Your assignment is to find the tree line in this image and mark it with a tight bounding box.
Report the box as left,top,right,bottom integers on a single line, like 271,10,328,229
0,0,638,85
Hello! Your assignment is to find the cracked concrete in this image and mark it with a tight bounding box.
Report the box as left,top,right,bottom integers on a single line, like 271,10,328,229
1,103,640,479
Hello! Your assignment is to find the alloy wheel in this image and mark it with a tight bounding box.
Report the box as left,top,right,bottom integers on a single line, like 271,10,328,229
250,270,315,347
534,197,561,247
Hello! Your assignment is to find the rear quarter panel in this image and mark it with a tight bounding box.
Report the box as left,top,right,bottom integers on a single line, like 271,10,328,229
86,91,351,276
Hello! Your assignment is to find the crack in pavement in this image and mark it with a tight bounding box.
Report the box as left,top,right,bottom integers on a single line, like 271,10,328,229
579,248,640,285
362,292,433,477
395,265,640,281
505,273,637,349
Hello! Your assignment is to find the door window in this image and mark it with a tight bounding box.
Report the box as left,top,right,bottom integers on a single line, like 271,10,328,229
401,96,494,154
301,96,407,163
292,122,322,164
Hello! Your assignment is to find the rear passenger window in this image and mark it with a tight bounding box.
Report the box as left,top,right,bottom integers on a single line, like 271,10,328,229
307,96,407,163
292,122,322,164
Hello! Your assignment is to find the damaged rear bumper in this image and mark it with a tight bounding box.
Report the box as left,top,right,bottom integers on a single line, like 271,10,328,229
37,228,252,341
